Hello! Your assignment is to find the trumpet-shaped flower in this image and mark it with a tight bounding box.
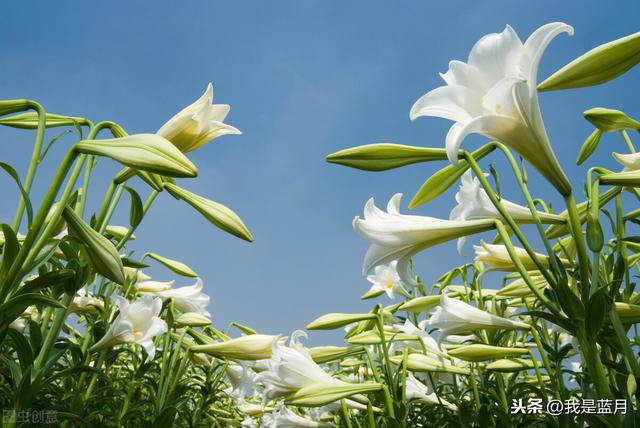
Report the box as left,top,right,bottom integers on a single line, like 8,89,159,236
410,23,574,194
405,373,457,411
157,83,241,153
451,170,563,253
428,293,529,339
366,261,409,299
142,278,210,318
390,319,446,357
262,405,329,428
353,193,494,284
225,363,257,403
254,331,347,404
90,295,167,359
613,152,640,171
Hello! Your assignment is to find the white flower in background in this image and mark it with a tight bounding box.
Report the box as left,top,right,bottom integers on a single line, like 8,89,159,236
69,288,104,315
473,241,554,271
9,306,37,333
451,170,563,253
613,152,640,171
137,279,174,293
157,83,241,153
428,293,529,339
410,23,574,194
90,295,167,359
405,373,457,411
225,363,257,403
240,416,257,428
390,320,447,357
262,405,329,428
254,331,346,404
366,261,409,298
354,193,494,284
142,278,210,318
444,334,477,344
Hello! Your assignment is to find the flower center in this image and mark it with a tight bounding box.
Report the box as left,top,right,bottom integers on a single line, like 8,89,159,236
131,328,143,339
385,282,394,290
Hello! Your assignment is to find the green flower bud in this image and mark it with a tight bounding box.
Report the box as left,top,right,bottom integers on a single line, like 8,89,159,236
62,207,125,284
398,295,443,313
586,210,604,252
326,143,448,171
347,330,419,345
308,346,365,364
614,302,640,324
0,111,89,129
105,225,135,241
447,344,529,362
390,353,470,375
146,252,198,277
584,108,640,132
576,129,603,165
75,134,197,178
539,31,640,91
164,183,253,242
0,100,31,117
307,313,376,330
190,334,276,360
176,312,211,327
285,382,381,407
486,358,536,372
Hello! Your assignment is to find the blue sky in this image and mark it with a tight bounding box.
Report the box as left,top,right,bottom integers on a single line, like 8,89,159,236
0,1,639,344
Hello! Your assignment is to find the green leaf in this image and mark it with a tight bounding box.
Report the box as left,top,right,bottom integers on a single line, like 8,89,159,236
0,293,64,329
0,224,20,283
123,186,144,228
539,31,640,91
15,270,75,298
0,163,33,228
151,406,177,428
39,130,72,162
326,143,448,171
576,129,603,165
6,329,34,372
409,144,495,208
586,290,610,339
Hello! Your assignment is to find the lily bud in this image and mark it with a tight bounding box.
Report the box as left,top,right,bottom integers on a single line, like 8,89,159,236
62,206,125,284
398,295,445,313
307,313,376,330
326,143,447,171
486,358,536,372
176,312,211,327
285,382,381,407
164,183,253,242
447,344,529,362
584,108,640,132
137,280,174,293
105,225,135,241
146,252,198,277
539,31,640,91
576,129,603,165
586,210,604,252
614,302,640,324
0,111,89,129
190,334,276,360
308,346,365,364
75,134,198,178
390,353,470,375
0,100,30,117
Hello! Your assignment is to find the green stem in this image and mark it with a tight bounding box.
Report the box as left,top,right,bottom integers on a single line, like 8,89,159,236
12,101,45,231
116,190,159,250
564,193,591,301
340,399,353,428
33,293,73,372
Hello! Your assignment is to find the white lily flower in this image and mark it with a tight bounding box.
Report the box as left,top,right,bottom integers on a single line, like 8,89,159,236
157,83,241,153
240,416,257,428
428,293,529,339
405,373,457,412
262,404,329,428
90,295,167,359
254,331,346,404
70,288,104,315
143,278,210,318
390,319,447,357
613,152,640,171
410,23,574,194
353,193,494,284
366,261,409,299
451,170,563,253
225,363,257,403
